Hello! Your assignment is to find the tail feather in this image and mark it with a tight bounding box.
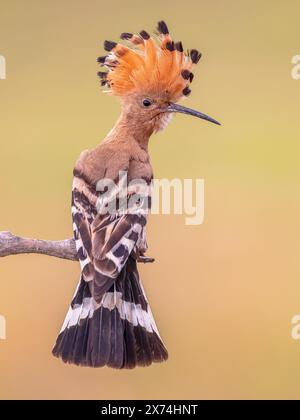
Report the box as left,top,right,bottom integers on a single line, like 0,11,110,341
127,274,152,367
52,257,168,369
73,313,90,365
123,320,137,369
90,306,108,367
107,307,124,369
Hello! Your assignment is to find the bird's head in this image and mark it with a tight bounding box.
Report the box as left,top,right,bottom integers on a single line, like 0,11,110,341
97,21,220,135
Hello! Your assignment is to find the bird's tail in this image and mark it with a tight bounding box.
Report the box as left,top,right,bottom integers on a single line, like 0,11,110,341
52,257,168,368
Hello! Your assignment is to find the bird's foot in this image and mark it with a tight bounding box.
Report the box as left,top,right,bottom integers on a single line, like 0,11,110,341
137,253,155,264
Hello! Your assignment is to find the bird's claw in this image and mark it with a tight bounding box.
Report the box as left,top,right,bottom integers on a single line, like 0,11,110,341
137,255,155,264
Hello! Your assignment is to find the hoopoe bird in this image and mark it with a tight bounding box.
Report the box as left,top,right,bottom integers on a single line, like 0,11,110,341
52,21,220,369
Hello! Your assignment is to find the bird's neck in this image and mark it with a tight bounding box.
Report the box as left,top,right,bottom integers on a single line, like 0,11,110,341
104,112,153,151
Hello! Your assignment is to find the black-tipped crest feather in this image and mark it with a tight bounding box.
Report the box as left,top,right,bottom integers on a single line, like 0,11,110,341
104,40,117,52
175,41,183,52
181,69,191,80
183,86,192,96
190,49,202,64
157,20,169,35
120,32,133,40
97,56,107,64
140,30,150,40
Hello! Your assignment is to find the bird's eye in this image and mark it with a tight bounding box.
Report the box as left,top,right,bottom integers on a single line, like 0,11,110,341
142,98,153,107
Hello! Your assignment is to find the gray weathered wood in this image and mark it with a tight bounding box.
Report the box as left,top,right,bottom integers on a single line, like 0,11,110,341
0,231,154,263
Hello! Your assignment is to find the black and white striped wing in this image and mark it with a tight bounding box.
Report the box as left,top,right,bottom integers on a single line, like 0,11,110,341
90,211,147,301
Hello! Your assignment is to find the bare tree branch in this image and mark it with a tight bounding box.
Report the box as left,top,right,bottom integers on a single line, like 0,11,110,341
0,231,78,261
0,231,154,263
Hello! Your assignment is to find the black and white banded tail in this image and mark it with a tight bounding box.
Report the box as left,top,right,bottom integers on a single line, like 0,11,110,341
52,257,168,368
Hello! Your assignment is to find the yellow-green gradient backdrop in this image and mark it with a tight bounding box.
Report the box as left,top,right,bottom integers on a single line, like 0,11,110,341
1,0,300,400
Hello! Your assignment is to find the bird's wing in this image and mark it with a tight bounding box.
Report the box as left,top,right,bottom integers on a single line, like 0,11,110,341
72,173,150,303
91,211,147,301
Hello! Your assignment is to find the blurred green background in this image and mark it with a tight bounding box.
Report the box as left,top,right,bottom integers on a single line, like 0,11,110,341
1,0,300,400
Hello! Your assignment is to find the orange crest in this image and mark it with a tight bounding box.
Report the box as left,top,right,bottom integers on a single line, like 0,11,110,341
97,21,202,102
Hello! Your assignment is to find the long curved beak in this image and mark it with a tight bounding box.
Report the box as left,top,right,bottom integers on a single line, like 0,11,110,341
164,103,221,126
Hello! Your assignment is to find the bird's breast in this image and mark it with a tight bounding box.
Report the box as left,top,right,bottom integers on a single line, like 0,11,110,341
128,159,153,184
